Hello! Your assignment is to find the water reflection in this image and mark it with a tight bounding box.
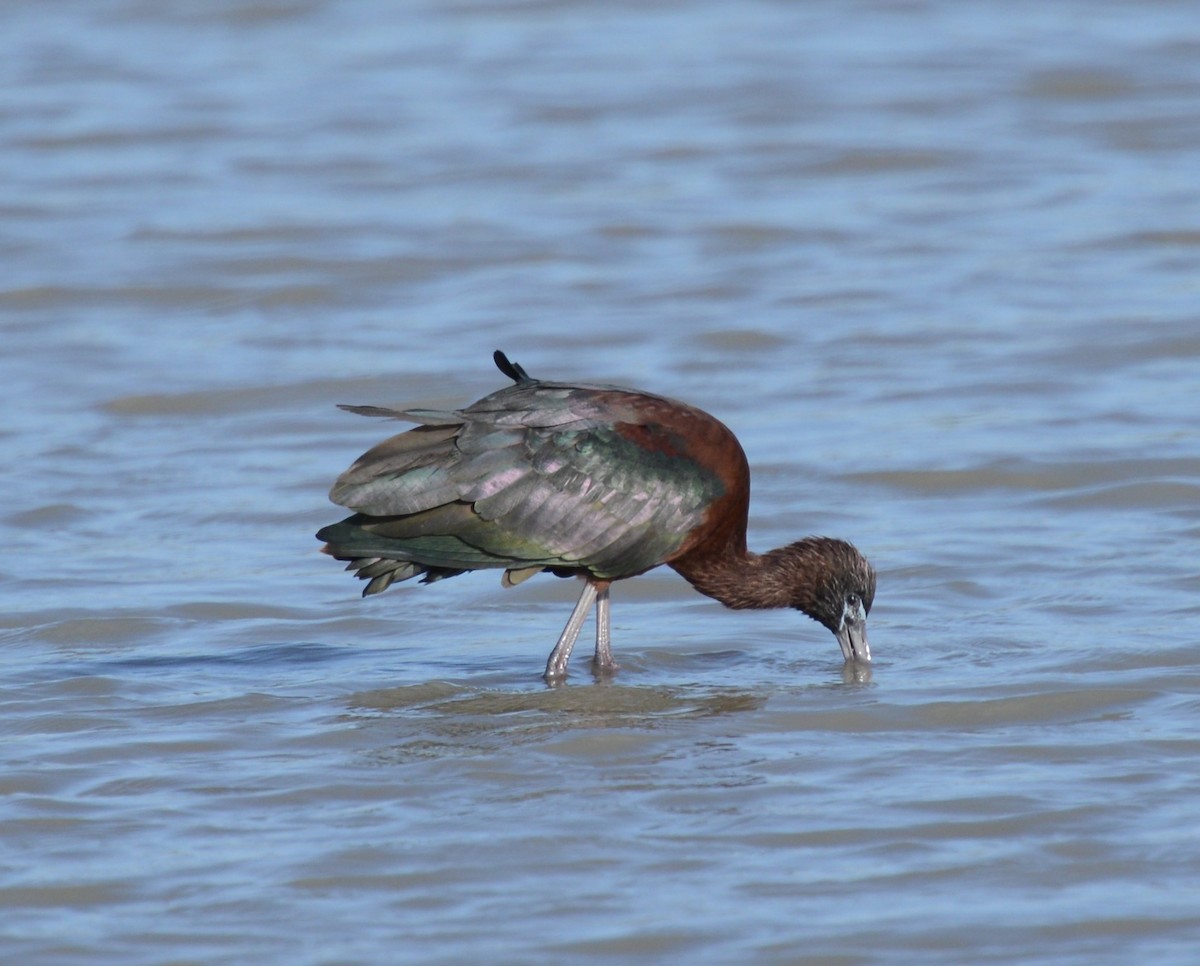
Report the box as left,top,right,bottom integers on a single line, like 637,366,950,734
348,681,766,721
841,662,874,687
345,681,767,767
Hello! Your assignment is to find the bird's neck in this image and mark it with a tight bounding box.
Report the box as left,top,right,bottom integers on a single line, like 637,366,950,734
670,546,792,610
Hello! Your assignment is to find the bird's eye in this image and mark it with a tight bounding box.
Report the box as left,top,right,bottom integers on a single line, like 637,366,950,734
847,594,860,608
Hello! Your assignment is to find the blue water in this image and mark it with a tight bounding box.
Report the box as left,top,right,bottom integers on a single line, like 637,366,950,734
3,1,1200,963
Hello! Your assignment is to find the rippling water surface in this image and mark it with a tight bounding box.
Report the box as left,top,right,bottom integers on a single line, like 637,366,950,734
4,1,1200,962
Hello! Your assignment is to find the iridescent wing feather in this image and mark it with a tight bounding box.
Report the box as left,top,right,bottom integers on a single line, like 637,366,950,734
322,381,725,582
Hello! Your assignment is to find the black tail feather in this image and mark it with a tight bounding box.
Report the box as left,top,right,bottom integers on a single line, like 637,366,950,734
493,349,532,384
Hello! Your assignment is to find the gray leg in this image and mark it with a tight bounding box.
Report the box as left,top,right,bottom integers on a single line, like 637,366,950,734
544,580,598,681
592,584,617,672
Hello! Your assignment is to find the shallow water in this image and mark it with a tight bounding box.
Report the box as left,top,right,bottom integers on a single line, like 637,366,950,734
4,0,1200,963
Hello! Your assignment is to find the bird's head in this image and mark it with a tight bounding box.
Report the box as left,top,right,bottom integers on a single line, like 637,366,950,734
776,537,875,663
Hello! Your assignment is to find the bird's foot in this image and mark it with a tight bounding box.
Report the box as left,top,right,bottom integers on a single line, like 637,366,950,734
591,655,619,679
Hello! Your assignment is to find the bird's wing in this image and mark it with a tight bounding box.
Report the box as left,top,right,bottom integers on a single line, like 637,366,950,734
328,383,726,578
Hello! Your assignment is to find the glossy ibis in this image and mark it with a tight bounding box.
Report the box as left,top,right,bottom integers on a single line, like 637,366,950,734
318,351,875,680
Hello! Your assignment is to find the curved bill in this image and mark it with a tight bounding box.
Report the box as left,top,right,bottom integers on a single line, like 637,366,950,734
835,601,871,663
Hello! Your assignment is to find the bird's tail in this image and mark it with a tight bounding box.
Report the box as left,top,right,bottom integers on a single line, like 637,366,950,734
316,518,465,596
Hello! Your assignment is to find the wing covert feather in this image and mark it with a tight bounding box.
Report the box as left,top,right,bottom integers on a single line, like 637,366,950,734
327,381,729,579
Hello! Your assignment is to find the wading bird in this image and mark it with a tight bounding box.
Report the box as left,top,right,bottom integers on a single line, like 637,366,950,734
318,351,875,680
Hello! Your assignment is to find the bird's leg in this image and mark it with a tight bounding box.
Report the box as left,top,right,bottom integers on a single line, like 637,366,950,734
544,579,598,682
592,582,617,673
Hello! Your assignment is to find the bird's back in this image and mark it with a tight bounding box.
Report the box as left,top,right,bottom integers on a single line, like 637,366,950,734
319,369,749,589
